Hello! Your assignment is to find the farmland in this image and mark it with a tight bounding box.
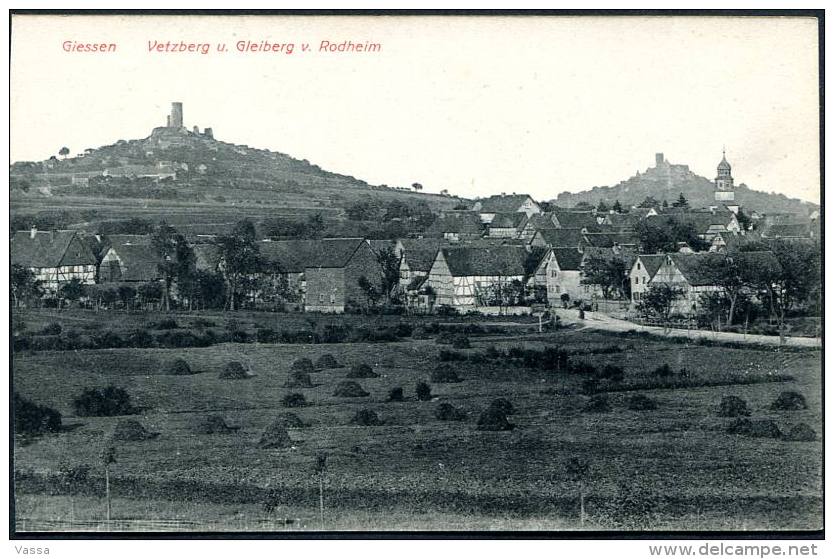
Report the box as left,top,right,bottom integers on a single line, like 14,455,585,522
12,309,822,532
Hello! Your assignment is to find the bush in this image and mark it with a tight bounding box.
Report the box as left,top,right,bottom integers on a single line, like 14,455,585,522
416,381,433,401
347,363,378,378
191,414,237,434
315,354,339,370
581,378,600,395
394,323,413,338
333,381,369,398
771,391,808,411
476,406,514,431
430,364,461,383
14,392,61,434
41,322,62,336
627,394,658,411
652,364,673,378
127,329,155,348
220,361,250,379
488,398,515,415
598,364,625,382
435,402,465,421
148,318,178,330
784,423,817,441
92,330,124,349
451,335,471,349
583,394,611,413
112,419,158,441
256,328,279,343
281,393,307,408
438,350,467,362
165,358,193,376
388,387,404,402
726,418,753,435
258,423,292,449
718,395,750,417
570,361,597,376
351,409,383,426
73,386,137,417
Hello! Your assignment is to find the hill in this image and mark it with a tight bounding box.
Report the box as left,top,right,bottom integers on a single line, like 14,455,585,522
553,154,819,215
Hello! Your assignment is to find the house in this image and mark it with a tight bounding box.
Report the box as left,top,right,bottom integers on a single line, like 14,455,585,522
425,212,484,242
551,210,599,230
518,212,561,240
530,247,584,305
11,228,98,291
99,240,161,283
628,254,667,306
486,212,529,238
649,210,741,241
472,194,541,223
601,212,643,230
394,238,444,284
426,245,540,313
529,228,586,250
258,238,383,313
581,231,640,250
648,253,723,314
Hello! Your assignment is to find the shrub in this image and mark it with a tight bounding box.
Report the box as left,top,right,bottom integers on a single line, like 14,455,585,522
726,418,753,435
256,328,279,343
165,358,193,376
280,330,319,344
784,423,817,441
416,381,433,401
351,409,383,426
438,350,466,362
771,391,808,411
41,322,62,336
651,364,673,378
583,394,611,413
388,387,404,402
315,353,339,370
220,361,250,379
281,393,308,408
451,335,471,349
476,406,514,431
333,381,369,398
489,398,515,415
718,396,750,417
274,412,305,428
112,419,158,441
92,330,124,349
191,414,237,434
148,318,178,330
598,364,625,382
127,329,155,348
191,318,216,329
73,386,137,417
347,363,378,378
570,361,597,376
258,423,292,449
431,364,461,383
581,378,600,395
13,392,61,434
394,322,413,338
627,394,658,411
155,330,204,349
435,402,465,421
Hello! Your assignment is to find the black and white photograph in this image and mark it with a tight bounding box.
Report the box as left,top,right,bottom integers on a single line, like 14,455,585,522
8,10,824,540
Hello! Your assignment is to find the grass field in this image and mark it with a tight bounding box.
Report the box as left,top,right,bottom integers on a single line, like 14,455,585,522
12,309,823,532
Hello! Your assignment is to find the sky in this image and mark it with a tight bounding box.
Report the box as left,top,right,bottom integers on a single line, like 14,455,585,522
10,15,821,203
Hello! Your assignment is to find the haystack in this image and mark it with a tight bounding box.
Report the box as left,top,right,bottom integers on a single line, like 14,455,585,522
431,364,461,383
315,354,339,370
771,391,808,411
347,363,378,379
351,409,383,426
220,361,250,379
784,423,817,441
436,402,465,421
333,381,369,397
192,414,238,434
476,407,514,431
112,419,159,441
258,422,293,449
274,412,305,428
165,358,193,376
284,369,314,388
290,358,315,375
489,398,515,415
718,395,750,417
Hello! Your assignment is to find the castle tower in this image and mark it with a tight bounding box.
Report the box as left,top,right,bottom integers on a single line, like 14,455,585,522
169,102,183,128
655,153,665,167
714,149,735,203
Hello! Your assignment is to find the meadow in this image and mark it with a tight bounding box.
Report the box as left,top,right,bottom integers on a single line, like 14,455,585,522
12,309,823,532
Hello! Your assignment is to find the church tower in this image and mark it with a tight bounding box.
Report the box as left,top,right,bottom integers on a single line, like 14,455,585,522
714,149,735,202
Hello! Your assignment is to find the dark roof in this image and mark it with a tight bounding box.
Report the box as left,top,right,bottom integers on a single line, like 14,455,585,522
258,238,367,272
11,230,97,268
106,243,161,282
582,246,637,270
669,253,725,286
475,194,536,213
534,228,585,248
524,212,560,230
553,211,598,229
604,213,642,228
552,247,584,271
439,245,532,277
582,231,639,248
633,254,666,278
647,212,733,234
426,212,484,235
489,212,529,229
367,239,396,255
400,239,444,273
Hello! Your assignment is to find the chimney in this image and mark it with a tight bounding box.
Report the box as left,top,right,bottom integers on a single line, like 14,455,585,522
30,226,37,239
655,153,664,167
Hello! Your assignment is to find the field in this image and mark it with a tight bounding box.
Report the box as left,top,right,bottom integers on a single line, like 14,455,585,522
12,309,823,532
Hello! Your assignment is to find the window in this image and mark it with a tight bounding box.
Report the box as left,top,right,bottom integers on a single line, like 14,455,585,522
319,293,325,303
637,262,641,270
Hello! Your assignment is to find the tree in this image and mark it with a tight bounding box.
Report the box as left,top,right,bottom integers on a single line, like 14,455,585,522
596,200,609,213
637,283,685,331
691,252,751,327
612,200,624,214
59,147,70,159
637,196,660,209
375,246,402,301
411,182,423,191
581,255,630,300
357,275,382,308
58,278,85,310
662,199,669,208
735,208,753,232
635,217,709,254
215,219,263,311
151,223,195,311
574,201,594,211
11,264,43,307
117,285,137,310
672,192,689,208
306,213,325,239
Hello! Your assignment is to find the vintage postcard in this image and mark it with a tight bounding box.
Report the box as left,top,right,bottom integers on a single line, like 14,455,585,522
8,11,823,538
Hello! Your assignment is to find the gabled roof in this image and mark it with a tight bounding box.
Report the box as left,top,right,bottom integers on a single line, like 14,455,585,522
105,243,161,282
258,238,367,272
582,231,640,248
489,212,529,229
534,227,585,248
401,239,443,273
551,247,584,271
11,230,97,268
604,213,642,229
668,253,725,286
524,212,560,230
475,194,536,213
553,211,598,229
646,211,733,235
633,254,666,278
582,246,638,270
426,212,484,235
438,245,534,277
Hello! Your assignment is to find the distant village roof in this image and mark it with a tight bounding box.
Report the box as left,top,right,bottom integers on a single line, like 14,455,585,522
534,228,585,248
525,212,559,230
11,230,97,269
582,231,640,248
647,211,733,235
426,212,484,236
258,238,367,272
604,212,642,229
439,245,536,277
106,243,161,282
401,242,443,273
553,210,598,230
551,247,584,271
668,253,725,286
582,246,637,270
489,212,529,229
475,194,535,213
